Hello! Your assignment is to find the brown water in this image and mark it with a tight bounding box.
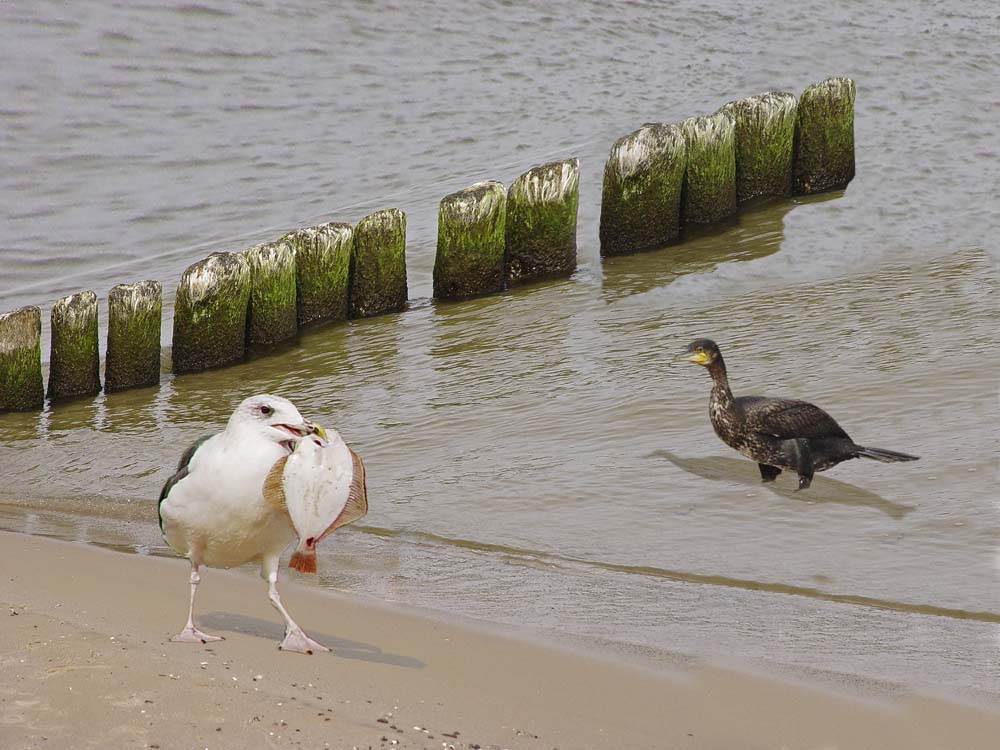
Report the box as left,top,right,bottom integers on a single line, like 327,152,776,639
1,1,998,701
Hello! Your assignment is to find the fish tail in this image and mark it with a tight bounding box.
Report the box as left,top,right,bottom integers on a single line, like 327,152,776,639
289,545,317,574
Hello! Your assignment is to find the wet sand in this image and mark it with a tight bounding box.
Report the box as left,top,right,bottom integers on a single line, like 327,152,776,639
1,531,997,750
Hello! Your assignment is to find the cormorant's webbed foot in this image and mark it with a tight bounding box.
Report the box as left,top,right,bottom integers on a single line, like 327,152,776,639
758,464,781,482
796,473,814,491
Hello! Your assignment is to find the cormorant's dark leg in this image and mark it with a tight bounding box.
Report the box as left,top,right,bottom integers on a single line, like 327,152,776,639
790,439,814,491
758,464,781,482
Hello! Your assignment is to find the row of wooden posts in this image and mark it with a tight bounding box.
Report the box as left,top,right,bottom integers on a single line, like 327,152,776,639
0,77,855,413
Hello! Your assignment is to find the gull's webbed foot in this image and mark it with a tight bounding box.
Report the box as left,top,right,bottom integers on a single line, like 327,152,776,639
278,626,330,655
171,626,225,644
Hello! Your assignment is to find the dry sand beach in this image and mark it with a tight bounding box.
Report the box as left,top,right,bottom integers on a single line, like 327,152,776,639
2,531,998,750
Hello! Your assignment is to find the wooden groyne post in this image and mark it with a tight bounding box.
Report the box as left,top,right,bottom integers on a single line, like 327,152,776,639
285,223,353,327
794,77,856,194
433,181,507,300
350,208,407,318
171,252,251,373
245,239,297,347
600,123,687,256
721,91,798,204
506,158,580,284
0,306,44,413
105,280,162,393
680,111,737,225
47,290,101,400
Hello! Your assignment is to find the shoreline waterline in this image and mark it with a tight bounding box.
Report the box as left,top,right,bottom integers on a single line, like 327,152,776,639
2,495,997,708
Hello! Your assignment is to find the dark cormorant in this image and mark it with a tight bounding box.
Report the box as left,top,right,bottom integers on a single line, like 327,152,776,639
678,338,918,490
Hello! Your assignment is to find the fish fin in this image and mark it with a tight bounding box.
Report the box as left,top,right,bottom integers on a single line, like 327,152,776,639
289,547,317,574
262,456,289,517
317,449,368,543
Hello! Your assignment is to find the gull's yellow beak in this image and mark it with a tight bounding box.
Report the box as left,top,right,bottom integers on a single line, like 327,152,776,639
309,423,327,439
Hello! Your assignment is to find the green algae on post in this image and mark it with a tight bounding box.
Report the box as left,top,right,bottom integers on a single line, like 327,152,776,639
680,112,737,225
105,280,162,393
506,159,579,284
0,305,43,412
794,77,856,194
600,123,687,256
434,181,507,299
171,252,251,373
350,208,407,318
721,91,798,204
284,223,353,326
244,239,298,347
47,291,101,400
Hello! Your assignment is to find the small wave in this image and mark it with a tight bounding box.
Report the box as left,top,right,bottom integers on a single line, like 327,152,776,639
353,525,1000,624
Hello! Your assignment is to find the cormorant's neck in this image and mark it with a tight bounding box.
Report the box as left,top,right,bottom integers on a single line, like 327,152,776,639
707,355,730,389
707,356,735,407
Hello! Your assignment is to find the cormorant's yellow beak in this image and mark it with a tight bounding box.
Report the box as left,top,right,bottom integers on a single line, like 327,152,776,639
676,349,709,365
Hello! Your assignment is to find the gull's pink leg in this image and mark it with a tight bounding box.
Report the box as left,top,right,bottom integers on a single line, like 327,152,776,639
171,563,224,644
262,557,328,654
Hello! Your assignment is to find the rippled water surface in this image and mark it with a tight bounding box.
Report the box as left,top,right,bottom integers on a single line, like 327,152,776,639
1,1,998,700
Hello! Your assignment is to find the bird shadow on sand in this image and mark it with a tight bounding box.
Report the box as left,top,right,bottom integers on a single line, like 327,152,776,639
199,612,425,668
650,450,914,520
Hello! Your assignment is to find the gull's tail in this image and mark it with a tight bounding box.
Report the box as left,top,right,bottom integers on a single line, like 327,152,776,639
855,445,920,463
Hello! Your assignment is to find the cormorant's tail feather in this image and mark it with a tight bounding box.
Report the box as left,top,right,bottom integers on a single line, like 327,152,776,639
855,446,919,463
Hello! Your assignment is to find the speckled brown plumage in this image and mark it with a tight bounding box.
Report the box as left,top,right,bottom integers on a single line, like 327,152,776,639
681,339,918,490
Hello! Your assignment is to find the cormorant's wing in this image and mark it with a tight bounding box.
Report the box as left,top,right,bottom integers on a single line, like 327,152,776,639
737,397,850,440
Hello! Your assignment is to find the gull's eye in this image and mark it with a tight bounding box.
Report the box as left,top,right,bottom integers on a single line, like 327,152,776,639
259,404,273,416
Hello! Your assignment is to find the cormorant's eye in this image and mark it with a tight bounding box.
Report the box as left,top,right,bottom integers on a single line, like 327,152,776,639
259,404,273,416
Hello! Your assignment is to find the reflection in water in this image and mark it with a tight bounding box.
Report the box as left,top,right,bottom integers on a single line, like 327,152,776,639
99,382,162,434
46,396,100,433
599,198,797,301
651,450,915,520
0,407,45,443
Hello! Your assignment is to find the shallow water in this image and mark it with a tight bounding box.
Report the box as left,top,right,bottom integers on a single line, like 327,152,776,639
1,1,998,700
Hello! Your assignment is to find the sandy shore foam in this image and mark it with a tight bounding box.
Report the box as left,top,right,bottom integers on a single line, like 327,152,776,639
1,530,997,749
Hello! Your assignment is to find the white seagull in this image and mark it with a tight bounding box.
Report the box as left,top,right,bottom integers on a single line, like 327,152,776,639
159,394,339,654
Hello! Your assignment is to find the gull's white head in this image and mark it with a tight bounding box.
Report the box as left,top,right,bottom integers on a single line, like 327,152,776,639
228,394,317,450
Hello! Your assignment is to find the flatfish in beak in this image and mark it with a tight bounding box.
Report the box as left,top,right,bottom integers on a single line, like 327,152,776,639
262,427,368,574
